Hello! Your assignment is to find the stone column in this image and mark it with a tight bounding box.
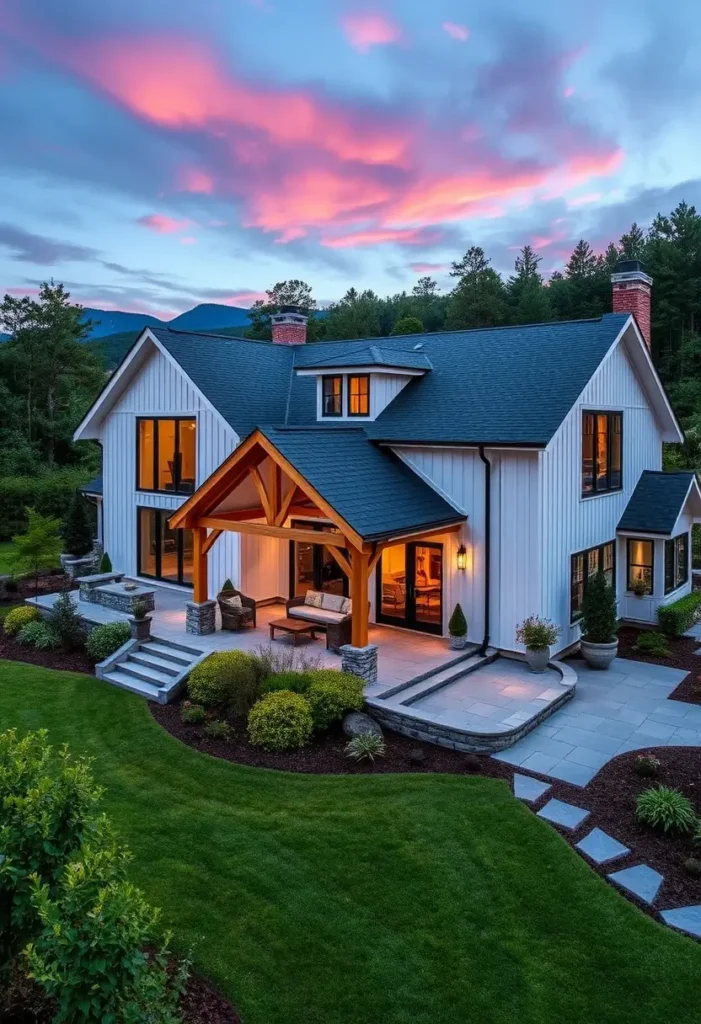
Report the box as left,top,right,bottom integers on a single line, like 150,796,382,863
340,644,378,687
186,600,216,635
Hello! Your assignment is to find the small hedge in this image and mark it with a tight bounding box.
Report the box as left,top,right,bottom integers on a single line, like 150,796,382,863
658,591,701,636
85,621,131,662
261,670,313,695
305,670,365,730
247,691,314,750
3,604,41,636
187,651,260,715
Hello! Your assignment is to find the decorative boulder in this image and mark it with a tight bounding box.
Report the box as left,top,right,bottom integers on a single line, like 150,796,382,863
342,711,383,739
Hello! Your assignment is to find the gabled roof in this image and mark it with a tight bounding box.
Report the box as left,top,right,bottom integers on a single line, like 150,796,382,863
80,474,103,496
617,471,701,535
257,426,464,541
295,344,432,372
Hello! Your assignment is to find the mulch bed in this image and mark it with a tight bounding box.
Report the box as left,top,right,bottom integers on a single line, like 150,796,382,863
0,571,75,604
0,632,95,674
617,624,701,705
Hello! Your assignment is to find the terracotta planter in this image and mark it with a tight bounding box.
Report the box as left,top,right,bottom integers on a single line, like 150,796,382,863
449,634,468,650
580,638,619,671
525,646,550,673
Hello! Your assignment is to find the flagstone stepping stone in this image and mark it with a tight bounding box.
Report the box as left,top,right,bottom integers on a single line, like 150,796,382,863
608,864,663,905
575,828,630,865
513,773,551,804
537,798,590,830
660,905,701,938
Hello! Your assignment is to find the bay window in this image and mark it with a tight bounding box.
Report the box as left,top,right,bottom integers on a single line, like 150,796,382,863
665,533,689,594
582,412,622,496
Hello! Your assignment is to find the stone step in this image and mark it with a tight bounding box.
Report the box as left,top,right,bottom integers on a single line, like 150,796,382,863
379,646,480,700
144,640,201,666
117,660,179,688
129,651,180,677
100,669,162,701
377,648,498,708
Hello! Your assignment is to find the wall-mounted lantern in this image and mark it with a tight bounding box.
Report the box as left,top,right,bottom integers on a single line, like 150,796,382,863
456,543,467,571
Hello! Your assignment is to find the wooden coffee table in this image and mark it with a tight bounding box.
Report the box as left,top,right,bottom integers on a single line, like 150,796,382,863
269,617,321,646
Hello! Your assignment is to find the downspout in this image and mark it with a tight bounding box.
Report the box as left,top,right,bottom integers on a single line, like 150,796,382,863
478,445,491,655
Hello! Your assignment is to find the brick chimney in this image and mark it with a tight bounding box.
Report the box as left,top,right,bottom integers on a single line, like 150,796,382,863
271,306,308,345
611,258,653,349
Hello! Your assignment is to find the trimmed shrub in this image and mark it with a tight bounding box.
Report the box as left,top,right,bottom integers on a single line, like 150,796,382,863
50,591,86,651
261,670,313,695
345,733,385,764
634,631,670,657
634,754,662,778
17,620,60,650
85,621,131,662
204,720,232,741
448,603,467,637
99,551,113,573
635,785,696,833
61,491,94,557
221,578,234,591
3,604,40,636
180,702,206,724
248,691,314,751
306,669,365,730
580,569,618,643
187,650,261,715
658,591,701,637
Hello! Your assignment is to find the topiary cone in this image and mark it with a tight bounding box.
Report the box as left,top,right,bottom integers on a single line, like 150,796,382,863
448,603,467,637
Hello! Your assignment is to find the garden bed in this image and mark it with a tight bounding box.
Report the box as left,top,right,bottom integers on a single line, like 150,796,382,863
617,625,700,705
0,570,74,605
0,630,95,673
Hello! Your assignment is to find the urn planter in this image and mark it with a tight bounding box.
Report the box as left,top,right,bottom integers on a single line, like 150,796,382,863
129,615,152,642
525,646,550,673
580,638,619,671
449,634,468,650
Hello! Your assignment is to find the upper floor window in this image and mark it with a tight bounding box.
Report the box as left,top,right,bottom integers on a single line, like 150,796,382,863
137,418,196,494
571,540,615,622
348,375,370,417
321,376,342,417
665,532,689,594
582,412,622,496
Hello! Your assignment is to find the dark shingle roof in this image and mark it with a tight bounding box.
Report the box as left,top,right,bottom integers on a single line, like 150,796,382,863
617,471,696,534
296,344,432,371
80,474,103,496
258,426,464,541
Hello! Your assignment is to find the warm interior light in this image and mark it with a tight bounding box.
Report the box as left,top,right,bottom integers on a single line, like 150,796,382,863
457,543,467,571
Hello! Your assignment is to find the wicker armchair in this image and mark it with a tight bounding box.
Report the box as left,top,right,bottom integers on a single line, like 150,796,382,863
217,587,257,631
285,596,352,653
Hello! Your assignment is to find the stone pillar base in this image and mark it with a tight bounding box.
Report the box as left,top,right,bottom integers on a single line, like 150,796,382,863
186,600,216,635
340,644,378,687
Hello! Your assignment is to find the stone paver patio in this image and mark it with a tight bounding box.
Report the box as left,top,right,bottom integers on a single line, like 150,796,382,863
494,656,695,785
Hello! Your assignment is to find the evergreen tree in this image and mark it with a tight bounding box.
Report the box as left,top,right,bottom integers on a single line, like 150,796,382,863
507,246,551,324
390,315,424,336
62,491,94,557
446,247,507,330
12,509,63,592
619,222,645,258
246,280,320,341
323,288,383,340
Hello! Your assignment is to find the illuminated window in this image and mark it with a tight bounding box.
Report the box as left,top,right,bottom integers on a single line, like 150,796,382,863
582,412,622,496
665,533,689,594
137,418,196,494
627,539,654,594
321,376,343,417
571,540,615,622
348,375,370,416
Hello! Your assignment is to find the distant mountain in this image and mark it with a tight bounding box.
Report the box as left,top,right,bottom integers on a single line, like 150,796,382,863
81,302,253,340
82,308,164,338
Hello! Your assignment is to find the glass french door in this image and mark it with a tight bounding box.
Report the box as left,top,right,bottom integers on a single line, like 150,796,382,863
138,508,193,586
376,542,443,635
289,520,349,598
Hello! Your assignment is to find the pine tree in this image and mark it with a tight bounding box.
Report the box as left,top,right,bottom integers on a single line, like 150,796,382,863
507,246,551,324
12,508,63,592
62,491,94,557
446,247,507,330
246,280,319,341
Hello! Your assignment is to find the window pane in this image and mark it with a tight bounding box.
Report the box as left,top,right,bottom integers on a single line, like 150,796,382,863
179,420,196,493
677,533,689,587
138,420,155,490
349,376,369,416
381,544,406,620
415,545,442,627
610,415,622,488
595,414,609,491
322,377,342,416
157,420,176,491
602,542,615,588
665,538,675,593
160,511,179,582
582,414,594,493
587,549,599,578
628,539,653,592
138,508,157,576
571,553,584,619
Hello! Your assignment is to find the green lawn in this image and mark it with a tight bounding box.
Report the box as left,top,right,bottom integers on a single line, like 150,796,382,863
0,660,699,1024
0,541,16,575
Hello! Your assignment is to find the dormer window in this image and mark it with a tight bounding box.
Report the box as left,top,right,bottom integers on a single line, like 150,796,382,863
349,375,370,417
322,376,343,417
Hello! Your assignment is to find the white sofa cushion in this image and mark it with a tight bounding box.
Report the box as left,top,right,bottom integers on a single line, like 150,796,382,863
321,593,347,614
304,590,324,608
289,606,344,623
222,595,243,609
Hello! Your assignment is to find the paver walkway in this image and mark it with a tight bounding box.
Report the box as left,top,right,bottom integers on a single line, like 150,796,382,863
494,656,695,785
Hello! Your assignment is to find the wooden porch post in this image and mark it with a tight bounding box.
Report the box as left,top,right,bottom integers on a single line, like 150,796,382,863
193,525,209,603
350,549,370,648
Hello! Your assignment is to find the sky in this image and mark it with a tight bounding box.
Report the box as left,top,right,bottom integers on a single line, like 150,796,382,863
0,0,700,319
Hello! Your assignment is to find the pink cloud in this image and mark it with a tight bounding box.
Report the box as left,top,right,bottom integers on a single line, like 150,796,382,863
178,166,214,194
408,262,448,273
137,213,190,233
341,12,402,52
322,226,443,248
220,290,267,305
442,22,469,42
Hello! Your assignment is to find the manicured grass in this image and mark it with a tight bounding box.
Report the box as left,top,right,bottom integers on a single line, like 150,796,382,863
1,660,699,1024
0,541,16,575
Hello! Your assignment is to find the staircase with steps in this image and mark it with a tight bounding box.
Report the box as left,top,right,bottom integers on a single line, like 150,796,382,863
96,636,207,703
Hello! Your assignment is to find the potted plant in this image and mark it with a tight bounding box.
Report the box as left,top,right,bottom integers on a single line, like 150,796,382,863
579,569,619,670
448,603,468,649
129,599,152,641
515,615,561,673
629,577,649,597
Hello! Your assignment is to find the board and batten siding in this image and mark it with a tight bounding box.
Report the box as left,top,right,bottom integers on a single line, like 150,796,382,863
540,334,663,652
100,344,241,598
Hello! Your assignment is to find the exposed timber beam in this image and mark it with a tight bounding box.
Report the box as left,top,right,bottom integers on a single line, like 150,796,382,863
199,517,354,548
202,528,222,556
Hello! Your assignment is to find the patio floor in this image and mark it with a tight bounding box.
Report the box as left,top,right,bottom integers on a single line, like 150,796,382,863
30,583,461,692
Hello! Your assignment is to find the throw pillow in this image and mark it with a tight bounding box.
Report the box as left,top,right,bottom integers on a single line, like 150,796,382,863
304,591,324,608
224,595,243,609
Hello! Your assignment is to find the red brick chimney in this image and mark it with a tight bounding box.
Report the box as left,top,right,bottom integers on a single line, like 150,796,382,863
271,306,308,345
611,259,653,349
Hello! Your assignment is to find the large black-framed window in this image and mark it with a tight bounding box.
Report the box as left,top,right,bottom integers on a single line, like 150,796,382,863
627,539,654,595
348,375,370,417
288,519,349,598
137,508,193,587
571,540,615,622
321,376,343,417
136,418,196,495
665,532,689,594
582,411,622,496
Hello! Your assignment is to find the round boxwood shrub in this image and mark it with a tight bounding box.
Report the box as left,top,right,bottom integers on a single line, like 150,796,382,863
261,670,313,695
3,604,41,636
187,650,260,716
85,621,131,662
247,690,313,751
17,620,61,650
305,670,365,730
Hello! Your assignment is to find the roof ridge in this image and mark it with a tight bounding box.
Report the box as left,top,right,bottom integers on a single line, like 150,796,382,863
151,326,276,346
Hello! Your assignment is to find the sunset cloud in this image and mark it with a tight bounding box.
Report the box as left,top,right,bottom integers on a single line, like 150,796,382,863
442,22,469,42
408,262,448,273
341,12,402,52
137,213,190,233
322,226,444,248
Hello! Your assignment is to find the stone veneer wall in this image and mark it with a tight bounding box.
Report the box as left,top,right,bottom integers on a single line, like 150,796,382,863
340,644,378,686
186,600,216,635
